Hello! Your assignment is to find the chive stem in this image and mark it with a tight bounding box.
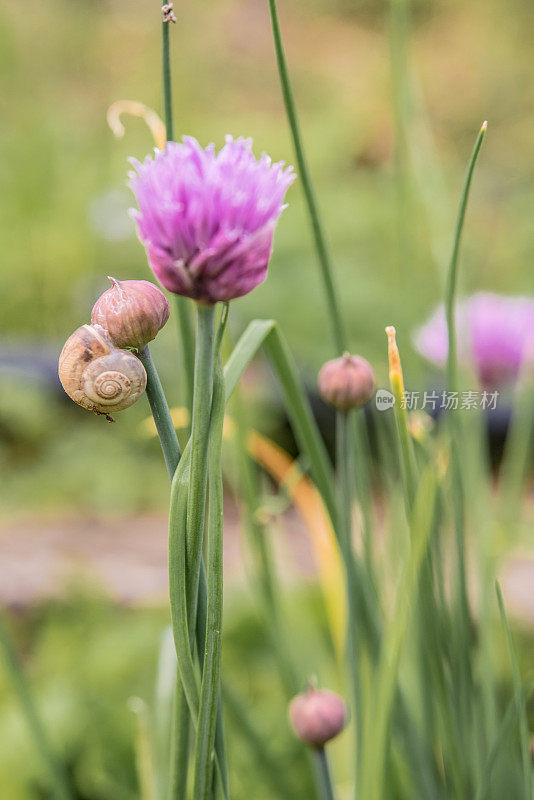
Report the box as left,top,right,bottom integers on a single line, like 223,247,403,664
444,122,487,755
193,360,226,800
186,303,216,632
313,746,337,800
139,345,181,478
267,0,347,354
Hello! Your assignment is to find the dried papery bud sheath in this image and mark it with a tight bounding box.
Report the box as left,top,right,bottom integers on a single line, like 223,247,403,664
318,353,376,411
289,687,347,746
91,277,170,351
386,325,406,401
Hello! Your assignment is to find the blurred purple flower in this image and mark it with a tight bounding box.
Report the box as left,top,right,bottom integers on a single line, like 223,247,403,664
128,136,295,303
414,293,534,388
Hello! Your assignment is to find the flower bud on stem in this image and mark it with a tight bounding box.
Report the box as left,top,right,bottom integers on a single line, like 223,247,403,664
289,685,345,800
289,685,347,746
318,353,376,411
91,277,170,351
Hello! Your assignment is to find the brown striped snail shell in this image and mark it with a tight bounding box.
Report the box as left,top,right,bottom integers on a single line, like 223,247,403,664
58,324,147,415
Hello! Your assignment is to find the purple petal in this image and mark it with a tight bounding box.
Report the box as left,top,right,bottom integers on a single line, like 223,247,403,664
129,136,295,303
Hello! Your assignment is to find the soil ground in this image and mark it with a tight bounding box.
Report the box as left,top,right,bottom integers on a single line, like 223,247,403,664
0,505,532,625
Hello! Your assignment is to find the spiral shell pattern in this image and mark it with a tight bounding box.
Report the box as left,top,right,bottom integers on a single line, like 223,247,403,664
58,324,147,414
93,371,130,401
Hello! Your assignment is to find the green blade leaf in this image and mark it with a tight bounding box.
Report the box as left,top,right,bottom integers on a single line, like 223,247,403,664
193,361,226,800
496,582,532,800
362,466,437,800
224,320,336,525
475,684,533,800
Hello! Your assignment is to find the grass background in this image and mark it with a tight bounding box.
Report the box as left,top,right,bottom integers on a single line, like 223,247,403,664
1,0,533,513
0,0,533,797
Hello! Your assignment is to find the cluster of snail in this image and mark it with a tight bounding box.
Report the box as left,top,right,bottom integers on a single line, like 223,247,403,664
58,277,170,420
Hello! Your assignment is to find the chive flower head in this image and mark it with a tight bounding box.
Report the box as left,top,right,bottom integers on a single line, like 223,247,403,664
414,293,534,388
129,136,295,303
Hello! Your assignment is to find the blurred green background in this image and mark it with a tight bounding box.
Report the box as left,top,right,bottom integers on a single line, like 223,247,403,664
0,0,533,797
1,0,534,513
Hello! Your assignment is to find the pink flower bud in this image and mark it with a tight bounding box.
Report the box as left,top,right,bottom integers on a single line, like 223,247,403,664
91,277,170,350
318,353,376,410
289,687,347,746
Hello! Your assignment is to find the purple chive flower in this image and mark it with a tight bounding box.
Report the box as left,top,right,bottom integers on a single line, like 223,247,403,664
128,136,295,303
414,293,534,388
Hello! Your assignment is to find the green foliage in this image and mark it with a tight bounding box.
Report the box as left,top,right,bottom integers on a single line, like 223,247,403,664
1,1,534,799
0,588,330,800
1,0,534,513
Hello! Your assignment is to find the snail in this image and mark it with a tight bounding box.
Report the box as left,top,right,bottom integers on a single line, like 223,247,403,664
58,324,147,418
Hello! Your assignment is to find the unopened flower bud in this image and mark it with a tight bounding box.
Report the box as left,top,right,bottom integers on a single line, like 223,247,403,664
318,353,375,410
289,686,347,746
91,277,170,350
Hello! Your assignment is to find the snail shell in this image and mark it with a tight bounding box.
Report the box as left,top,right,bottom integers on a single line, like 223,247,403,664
58,324,147,414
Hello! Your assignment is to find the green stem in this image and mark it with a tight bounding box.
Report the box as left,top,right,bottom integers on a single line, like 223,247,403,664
186,303,216,633
261,327,338,526
474,686,533,800
336,411,362,784
336,412,353,553
176,297,196,425
313,747,337,800
194,360,225,800
168,440,230,799
142,346,227,798
160,2,196,424
140,346,188,799
266,0,347,354
225,319,438,796
195,566,230,800
167,681,190,800
0,614,74,800
386,338,442,786
350,412,375,577
139,346,181,478
445,122,487,394
233,385,299,698
161,7,174,142
496,583,533,800
167,307,228,798
362,469,438,800
388,372,417,513
444,122,486,770
231,384,321,800
159,10,209,791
